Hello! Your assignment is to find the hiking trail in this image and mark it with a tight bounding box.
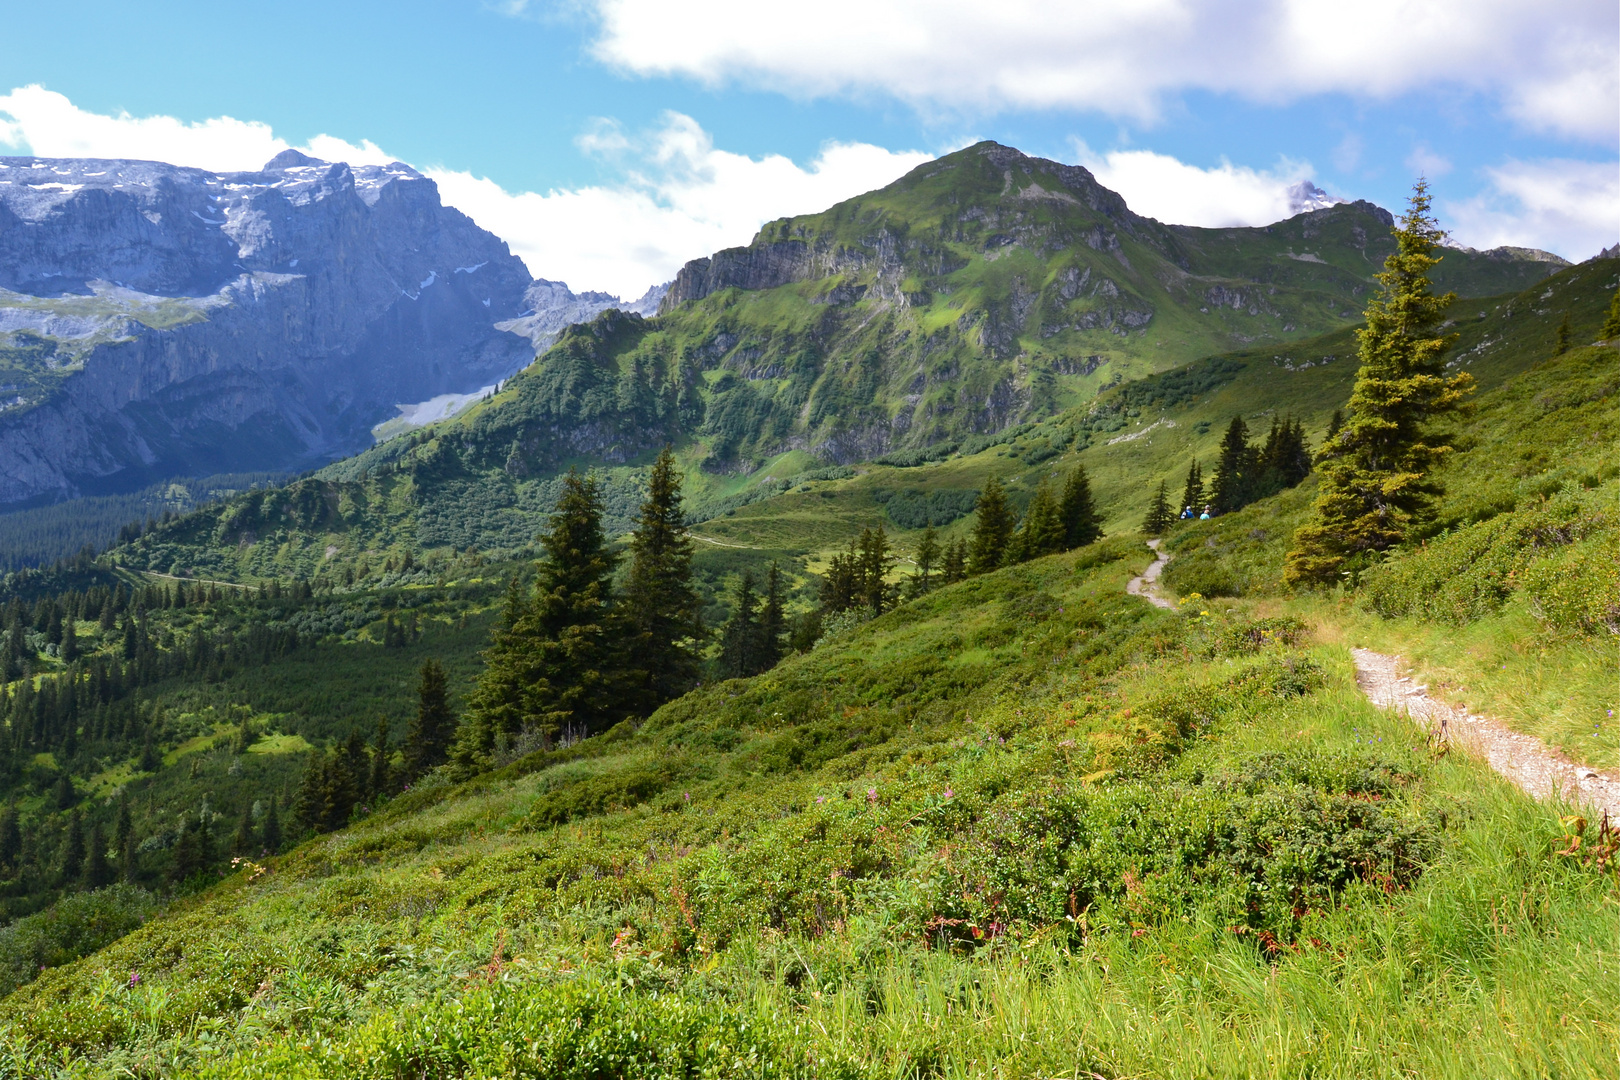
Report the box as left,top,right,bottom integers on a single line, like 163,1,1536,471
1126,539,1174,609
1351,648,1620,819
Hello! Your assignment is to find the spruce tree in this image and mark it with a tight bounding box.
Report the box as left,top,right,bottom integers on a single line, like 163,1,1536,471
261,796,283,856
83,822,111,889
1285,181,1473,586
231,803,256,857
461,471,626,763
942,539,966,584
1601,287,1620,340
1018,482,1065,559
59,810,84,885
292,751,326,835
857,527,897,615
0,805,19,872
404,659,455,779
756,563,786,672
61,619,77,664
1325,409,1344,441
1209,417,1256,514
1553,315,1571,355
1142,481,1173,535
622,448,702,712
818,538,861,614
1179,460,1204,519
170,815,201,884
1058,467,1103,549
719,573,760,680
968,477,1015,574
907,526,941,597
112,798,132,867
368,715,391,802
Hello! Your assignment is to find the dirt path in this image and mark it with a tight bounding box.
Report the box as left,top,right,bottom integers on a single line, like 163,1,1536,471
1126,539,1174,609
1351,648,1620,819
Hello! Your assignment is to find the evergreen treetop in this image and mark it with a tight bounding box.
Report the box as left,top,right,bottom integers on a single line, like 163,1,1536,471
1058,466,1103,549
968,476,1015,574
622,447,702,710
1285,181,1473,586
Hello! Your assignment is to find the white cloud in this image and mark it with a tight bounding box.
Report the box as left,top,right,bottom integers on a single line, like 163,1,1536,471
1443,160,1620,260
0,85,389,171
1406,144,1453,178
430,114,932,297
584,0,1619,144
1071,143,1315,227
0,88,930,298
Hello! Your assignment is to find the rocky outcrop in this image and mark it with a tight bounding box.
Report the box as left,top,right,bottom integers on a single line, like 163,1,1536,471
0,152,539,506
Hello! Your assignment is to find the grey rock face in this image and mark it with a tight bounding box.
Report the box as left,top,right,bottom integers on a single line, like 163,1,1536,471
0,153,537,507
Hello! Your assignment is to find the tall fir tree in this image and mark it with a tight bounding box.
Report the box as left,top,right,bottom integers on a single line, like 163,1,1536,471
907,526,942,598
404,659,456,779
261,796,283,856
83,822,112,889
59,811,85,884
818,538,861,614
857,526,897,615
461,471,626,764
1179,460,1204,518
1209,417,1257,513
230,803,256,857
1601,287,1620,340
942,538,967,584
1285,181,1472,586
755,563,786,672
1553,315,1571,355
0,804,19,872
1141,481,1173,535
1017,482,1065,559
718,573,760,680
368,715,391,802
170,814,202,884
621,447,702,712
968,476,1015,574
1058,466,1103,549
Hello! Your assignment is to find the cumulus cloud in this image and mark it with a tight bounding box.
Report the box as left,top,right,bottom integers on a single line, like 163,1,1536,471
0,88,930,298
584,0,1618,144
1443,160,1620,260
430,114,932,297
0,85,389,171
1071,143,1316,227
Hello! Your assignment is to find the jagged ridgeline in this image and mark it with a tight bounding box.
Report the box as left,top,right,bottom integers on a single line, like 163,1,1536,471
454,140,1557,475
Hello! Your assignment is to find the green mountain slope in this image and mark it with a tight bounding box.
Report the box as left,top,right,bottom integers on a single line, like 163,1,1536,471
0,243,1609,1073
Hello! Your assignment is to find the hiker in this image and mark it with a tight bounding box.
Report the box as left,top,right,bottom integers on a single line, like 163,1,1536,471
1199,504,1212,520
1181,505,1194,519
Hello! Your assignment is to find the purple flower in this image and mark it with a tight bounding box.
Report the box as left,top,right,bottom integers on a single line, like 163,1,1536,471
128,970,140,988
866,787,878,802
943,788,955,799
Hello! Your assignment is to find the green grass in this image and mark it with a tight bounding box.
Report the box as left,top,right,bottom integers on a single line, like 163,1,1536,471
0,535,1615,1076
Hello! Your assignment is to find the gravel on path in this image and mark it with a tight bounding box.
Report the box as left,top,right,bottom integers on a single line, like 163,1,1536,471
1351,647,1620,819
1126,539,1174,610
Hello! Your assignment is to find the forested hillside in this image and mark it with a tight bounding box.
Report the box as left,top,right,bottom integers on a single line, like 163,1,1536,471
0,198,1609,1077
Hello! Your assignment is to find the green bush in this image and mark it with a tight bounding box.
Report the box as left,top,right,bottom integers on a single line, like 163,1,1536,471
0,885,161,996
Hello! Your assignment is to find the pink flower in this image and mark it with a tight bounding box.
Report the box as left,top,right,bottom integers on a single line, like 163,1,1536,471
128,970,140,988
943,788,955,799
866,787,878,802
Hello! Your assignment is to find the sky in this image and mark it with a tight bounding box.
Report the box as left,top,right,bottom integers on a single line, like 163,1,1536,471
0,0,1614,299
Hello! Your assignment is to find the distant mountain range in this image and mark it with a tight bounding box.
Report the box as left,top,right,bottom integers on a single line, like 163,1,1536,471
0,150,655,509
0,141,1567,516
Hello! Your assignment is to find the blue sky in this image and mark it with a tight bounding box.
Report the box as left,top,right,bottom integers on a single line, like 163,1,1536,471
2,0,1614,297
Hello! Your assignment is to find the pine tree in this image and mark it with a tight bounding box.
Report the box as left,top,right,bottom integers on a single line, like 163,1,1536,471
138,727,160,773
1142,481,1173,535
230,803,256,857
857,526,897,615
1179,460,1204,520
1209,417,1257,514
1018,482,1065,559
718,573,760,680
942,539,966,584
818,538,861,614
622,448,702,712
170,814,201,884
83,822,111,889
1553,315,1571,355
0,805,20,872
1058,466,1103,549
1325,409,1344,441
756,562,786,672
261,796,283,856
59,810,84,884
292,751,327,835
461,471,626,764
968,477,1015,574
112,798,132,867
907,526,942,598
1285,181,1473,586
53,772,76,810
404,659,456,779
60,618,77,664
1601,287,1620,340
368,715,391,801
